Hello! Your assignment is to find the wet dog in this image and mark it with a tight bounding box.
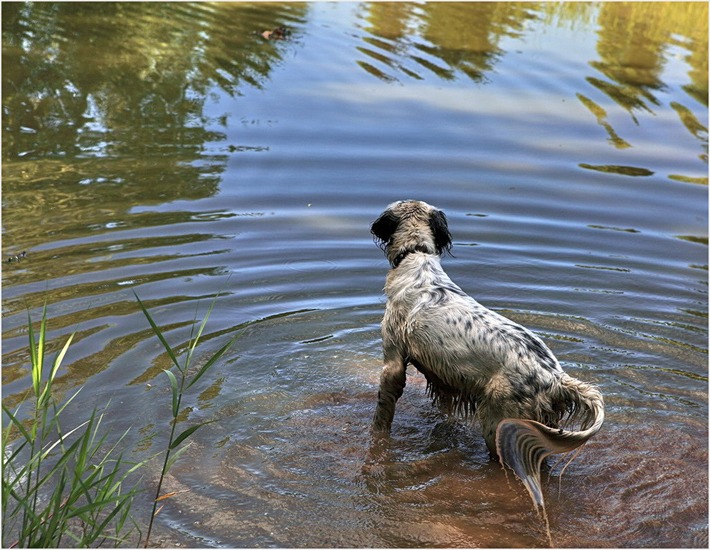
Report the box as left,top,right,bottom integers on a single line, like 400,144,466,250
370,200,604,514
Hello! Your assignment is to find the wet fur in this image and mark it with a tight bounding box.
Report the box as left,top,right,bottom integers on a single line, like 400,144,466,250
370,200,604,515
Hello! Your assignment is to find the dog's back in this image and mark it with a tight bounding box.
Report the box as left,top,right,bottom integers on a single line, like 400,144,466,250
371,200,605,523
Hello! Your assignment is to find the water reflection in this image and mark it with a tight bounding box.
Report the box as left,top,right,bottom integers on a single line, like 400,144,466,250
2,1,308,320
357,2,536,83
2,3,304,290
354,1,708,159
2,2,308,159
354,2,708,99
587,3,708,161
593,2,708,109
4,2,707,169
1,2,707,548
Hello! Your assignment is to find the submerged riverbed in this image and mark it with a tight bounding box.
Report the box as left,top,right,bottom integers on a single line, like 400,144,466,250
2,2,708,547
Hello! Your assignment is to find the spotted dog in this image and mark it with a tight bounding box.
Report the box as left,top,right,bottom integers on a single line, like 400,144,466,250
370,200,604,513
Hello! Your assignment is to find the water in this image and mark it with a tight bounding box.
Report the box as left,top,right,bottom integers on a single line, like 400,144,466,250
2,2,707,547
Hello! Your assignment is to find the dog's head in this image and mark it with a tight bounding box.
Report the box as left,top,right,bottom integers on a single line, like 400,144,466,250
371,200,453,266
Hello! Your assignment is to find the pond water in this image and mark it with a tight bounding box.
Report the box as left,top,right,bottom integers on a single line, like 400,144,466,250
2,2,708,547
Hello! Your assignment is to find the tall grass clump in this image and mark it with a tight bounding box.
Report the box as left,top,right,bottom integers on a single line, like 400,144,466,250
134,291,240,548
1,305,146,548
2,294,239,548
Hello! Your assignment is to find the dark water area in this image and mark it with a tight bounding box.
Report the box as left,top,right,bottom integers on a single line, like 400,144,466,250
2,2,708,547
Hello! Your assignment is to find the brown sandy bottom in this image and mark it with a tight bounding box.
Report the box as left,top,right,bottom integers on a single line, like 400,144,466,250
147,372,707,548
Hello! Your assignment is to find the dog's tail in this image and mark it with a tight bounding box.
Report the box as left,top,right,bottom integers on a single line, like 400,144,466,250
495,374,604,512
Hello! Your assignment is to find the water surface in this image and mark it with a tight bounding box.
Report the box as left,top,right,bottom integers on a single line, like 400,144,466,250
2,2,708,547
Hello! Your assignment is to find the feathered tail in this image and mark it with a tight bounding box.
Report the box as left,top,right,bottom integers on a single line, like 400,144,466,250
495,374,604,512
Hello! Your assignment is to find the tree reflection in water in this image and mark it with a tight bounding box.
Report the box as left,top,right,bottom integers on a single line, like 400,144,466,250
3,2,706,165
2,2,308,160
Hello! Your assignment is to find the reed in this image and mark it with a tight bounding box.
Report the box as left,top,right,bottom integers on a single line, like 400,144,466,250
2,294,239,548
1,305,147,548
134,291,240,548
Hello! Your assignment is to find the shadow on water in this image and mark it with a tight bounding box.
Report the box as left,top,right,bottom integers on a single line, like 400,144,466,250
2,2,708,548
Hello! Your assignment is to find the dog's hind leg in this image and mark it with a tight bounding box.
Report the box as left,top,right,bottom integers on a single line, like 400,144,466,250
372,355,407,434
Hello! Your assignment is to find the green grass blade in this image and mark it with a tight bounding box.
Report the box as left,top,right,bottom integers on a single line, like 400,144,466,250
36,306,47,397
50,332,75,381
162,369,179,418
28,310,40,398
186,281,231,365
38,332,75,408
49,386,83,423
43,472,69,545
184,302,201,369
31,436,86,501
112,489,134,539
2,439,29,487
2,404,33,446
91,499,131,545
5,483,41,517
185,333,240,390
66,487,143,520
133,292,182,371
169,420,215,450
6,304,159,548
163,442,192,476
105,459,152,498
74,409,98,476
40,419,90,461
187,294,219,358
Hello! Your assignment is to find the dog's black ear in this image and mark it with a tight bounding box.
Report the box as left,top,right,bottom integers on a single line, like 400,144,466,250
429,209,453,256
371,210,400,250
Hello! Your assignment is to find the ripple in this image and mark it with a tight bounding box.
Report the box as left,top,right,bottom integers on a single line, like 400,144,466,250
286,259,338,272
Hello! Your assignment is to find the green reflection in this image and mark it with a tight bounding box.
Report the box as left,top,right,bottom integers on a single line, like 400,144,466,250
2,2,307,160
355,2,707,102
668,174,708,185
583,2,708,163
355,1,708,164
577,93,632,149
587,225,640,233
358,2,537,82
578,163,654,177
1,2,306,268
675,235,708,246
1,2,308,316
592,2,708,110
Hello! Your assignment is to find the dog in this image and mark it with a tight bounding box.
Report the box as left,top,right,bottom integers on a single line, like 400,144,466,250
370,200,604,515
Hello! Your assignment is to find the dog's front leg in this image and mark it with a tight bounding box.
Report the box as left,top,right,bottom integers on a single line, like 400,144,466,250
372,353,407,434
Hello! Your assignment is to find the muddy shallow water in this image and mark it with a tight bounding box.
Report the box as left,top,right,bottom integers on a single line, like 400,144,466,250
2,2,708,547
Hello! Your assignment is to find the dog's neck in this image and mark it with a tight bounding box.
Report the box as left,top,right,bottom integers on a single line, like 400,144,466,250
391,245,432,268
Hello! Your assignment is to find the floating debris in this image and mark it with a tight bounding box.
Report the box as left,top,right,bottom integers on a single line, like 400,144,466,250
255,26,291,40
7,251,26,263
